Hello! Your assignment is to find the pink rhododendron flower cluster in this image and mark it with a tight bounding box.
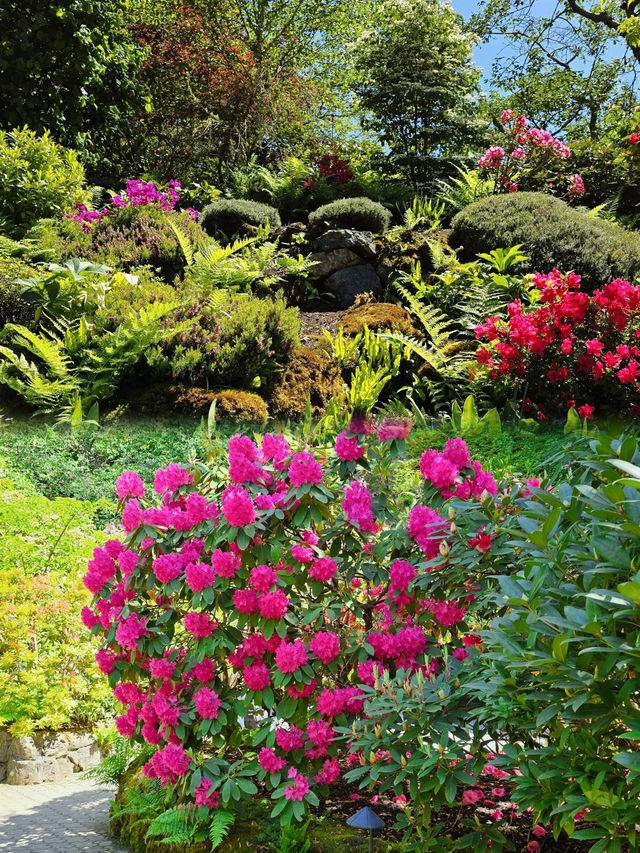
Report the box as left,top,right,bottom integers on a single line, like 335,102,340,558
477,111,583,200
83,427,496,823
475,270,640,417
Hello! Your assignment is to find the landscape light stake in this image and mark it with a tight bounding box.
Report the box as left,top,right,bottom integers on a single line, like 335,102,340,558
346,805,385,853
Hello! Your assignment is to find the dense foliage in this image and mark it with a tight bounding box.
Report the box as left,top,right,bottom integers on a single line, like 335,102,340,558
451,192,640,291
0,0,148,183
0,462,112,735
0,129,87,236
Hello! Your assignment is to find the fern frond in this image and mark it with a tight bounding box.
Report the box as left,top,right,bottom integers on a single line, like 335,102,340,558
168,220,195,267
1,324,73,379
146,805,198,844
209,811,235,849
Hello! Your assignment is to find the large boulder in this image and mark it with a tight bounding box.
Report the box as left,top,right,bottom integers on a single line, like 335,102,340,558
325,264,382,309
314,229,377,259
307,248,360,279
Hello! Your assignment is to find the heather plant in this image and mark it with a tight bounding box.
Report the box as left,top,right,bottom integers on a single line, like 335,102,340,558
27,179,206,281
0,127,87,236
83,421,504,838
473,269,640,419
148,290,300,393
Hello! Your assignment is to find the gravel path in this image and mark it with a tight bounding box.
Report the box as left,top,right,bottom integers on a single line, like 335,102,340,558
0,779,125,852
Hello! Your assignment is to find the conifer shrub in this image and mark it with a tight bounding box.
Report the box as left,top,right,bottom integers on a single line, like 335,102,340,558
199,199,281,239
307,197,391,235
450,192,640,291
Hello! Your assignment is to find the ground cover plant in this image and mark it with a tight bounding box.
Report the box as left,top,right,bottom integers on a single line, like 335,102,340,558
0,457,113,735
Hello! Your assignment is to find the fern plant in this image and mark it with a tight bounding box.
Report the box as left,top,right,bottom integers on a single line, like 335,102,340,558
384,274,473,411
0,300,178,419
436,165,494,215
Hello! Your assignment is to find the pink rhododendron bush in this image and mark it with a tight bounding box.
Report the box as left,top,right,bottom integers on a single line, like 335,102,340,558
82,422,500,830
474,270,640,419
478,110,584,200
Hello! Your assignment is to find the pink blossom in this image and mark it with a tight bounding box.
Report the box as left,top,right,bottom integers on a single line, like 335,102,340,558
275,725,305,751
284,772,310,801
243,661,271,691
185,562,216,593
194,777,220,808
275,638,308,673
194,687,221,719
122,499,143,532
258,589,289,620
184,612,217,638
259,747,287,774
154,463,193,495
389,560,417,591
308,556,337,582
115,613,147,650
313,757,341,785
233,588,259,614
335,431,365,461
408,505,448,557
116,471,145,500
343,481,375,532
221,485,256,527
290,544,313,563
211,548,241,578
288,451,323,487
249,564,277,591
377,417,412,442
310,631,340,664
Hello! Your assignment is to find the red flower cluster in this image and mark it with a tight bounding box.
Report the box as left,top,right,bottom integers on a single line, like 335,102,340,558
475,270,640,416
314,153,353,185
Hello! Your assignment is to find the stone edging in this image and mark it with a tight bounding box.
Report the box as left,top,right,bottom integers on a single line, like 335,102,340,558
0,729,102,785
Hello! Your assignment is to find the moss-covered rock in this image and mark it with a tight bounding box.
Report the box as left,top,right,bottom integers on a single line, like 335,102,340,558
270,346,344,421
119,384,268,423
339,302,418,336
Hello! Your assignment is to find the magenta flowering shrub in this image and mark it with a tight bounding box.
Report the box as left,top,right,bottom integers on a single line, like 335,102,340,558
83,423,499,826
65,179,198,232
474,269,640,418
478,110,584,200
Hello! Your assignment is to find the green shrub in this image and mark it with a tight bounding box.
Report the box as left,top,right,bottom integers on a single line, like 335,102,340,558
92,267,177,332
307,196,392,235
27,206,208,281
0,253,40,328
482,430,640,850
450,192,640,291
0,127,87,236
198,199,281,239
0,464,112,735
149,290,300,392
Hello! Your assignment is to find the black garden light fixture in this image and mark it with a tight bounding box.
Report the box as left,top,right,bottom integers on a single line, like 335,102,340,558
347,806,385,853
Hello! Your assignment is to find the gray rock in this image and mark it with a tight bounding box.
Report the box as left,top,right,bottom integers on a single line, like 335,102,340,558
0,730,9,763
67,743,102,771
307,248,360,279
324,264,381,309
7,756,75,785
314,229,377,259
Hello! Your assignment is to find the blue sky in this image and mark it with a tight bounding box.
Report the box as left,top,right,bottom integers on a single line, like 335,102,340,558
451,0,632,87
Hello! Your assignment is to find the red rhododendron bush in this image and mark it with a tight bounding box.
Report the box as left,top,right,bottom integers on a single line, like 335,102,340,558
474,270,640,419
82,422,498,826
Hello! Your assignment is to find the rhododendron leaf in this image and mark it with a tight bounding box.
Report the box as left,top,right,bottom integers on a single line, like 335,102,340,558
236,778,257,795
270,797,287,818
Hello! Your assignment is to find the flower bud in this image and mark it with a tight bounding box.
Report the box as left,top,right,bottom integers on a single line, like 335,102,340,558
438,688,446,700
369,751,377,764
401,755,407,768
450,522,457,535
439,540,450,557
374,724,381,739
448,506,456,520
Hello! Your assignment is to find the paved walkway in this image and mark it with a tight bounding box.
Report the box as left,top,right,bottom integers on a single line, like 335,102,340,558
0,778,126,852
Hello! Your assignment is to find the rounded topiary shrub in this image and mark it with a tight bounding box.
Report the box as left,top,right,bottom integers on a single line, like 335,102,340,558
308,197,391,236
450,192,640,292
199,199,281,239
